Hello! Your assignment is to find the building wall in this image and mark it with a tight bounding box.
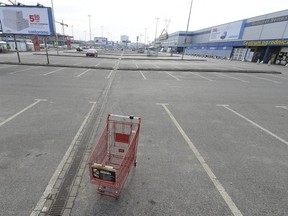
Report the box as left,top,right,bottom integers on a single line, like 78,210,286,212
182,9,288,64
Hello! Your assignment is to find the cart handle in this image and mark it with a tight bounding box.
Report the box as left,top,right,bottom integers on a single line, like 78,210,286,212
109,114,141,120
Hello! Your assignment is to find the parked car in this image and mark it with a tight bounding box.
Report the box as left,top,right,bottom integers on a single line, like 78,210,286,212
86,49,98,57
76,47,83,51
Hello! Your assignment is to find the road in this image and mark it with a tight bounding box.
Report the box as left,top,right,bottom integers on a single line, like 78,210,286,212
0,50,287,216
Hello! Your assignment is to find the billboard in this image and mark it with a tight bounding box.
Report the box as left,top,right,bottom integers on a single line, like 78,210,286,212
0,6,54,36
209,21,244,41
94,37,107,45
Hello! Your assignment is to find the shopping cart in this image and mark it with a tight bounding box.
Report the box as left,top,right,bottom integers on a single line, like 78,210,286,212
88,114,142,199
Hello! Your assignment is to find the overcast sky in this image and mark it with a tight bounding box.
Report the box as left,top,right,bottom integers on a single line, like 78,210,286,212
3,0,288,42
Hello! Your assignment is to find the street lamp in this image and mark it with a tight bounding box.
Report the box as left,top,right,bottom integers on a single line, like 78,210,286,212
88,15,92,41
144,28,147,45
154,18,159,45
181,0,194,60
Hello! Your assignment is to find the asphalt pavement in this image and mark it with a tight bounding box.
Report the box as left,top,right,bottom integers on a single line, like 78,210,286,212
0,50,287,216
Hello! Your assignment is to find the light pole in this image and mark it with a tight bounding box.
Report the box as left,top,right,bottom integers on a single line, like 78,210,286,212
181,0,194,60
154,18,159,45
144,28,147,45
88,15,92,41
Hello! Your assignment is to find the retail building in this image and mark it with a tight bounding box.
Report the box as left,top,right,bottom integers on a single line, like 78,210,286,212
161,9,288,65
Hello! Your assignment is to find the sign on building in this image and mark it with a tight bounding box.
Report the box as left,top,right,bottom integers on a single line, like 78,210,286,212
94,37,107,46
0,6,54,36
209,21,244,41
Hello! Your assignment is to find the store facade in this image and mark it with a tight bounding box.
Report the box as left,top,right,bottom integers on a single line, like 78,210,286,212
161,9,288,65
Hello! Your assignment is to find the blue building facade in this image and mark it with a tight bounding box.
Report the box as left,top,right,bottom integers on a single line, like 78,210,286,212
161,9,288,65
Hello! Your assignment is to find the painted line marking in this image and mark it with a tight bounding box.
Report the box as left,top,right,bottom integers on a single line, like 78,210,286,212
242,74,280,83
106,70,113,79
135,64,139,68
275,105,288,111
30,102,97,216
0,99,47,127
264,74,288,81
76,69,91,77
166,72,180,81
0,65,19,69
139,71,147,80
159,103,243,216
153,64,160,68
215,73,248,83
10,67,40,74
43,68,65,76
191,72,214,81
73,62,83,65
95,63,101,67
217,104,288,146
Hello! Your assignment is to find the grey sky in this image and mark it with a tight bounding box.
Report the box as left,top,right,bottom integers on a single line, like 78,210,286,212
2,0,288,42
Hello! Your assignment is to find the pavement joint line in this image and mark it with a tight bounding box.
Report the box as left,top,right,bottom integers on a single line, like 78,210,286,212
139,71,147,80
76,69,91,77
0,99,47,127
215,72,248,83
165,71,180,81
160,103,243,216
30,102,97,216
190,72,214,81
218,104,288,146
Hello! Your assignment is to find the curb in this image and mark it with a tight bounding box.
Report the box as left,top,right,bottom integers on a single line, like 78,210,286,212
0,62,282,74
32,53,207,61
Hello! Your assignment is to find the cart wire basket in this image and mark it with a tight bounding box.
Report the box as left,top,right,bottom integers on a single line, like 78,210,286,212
88,114,142,199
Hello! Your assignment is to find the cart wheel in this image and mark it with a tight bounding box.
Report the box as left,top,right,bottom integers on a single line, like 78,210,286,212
134,161,137,167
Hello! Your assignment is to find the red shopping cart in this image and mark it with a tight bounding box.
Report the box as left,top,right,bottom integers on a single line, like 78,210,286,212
88,114,142,199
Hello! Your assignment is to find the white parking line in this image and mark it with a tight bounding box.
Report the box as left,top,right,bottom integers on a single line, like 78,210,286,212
0,99,47,127
242,74,280,83
106,70,113,79
135,64,139,68
191,72,214,81
10,67,40,74
217,104,288,146
73,62,83,65
159,104,243,216
0,65,19,69
76,69,91,77
153,64,160,68
95,63,101,67
264,74,288,81
215,73,248,83
43,68,65,76
173,65,181,69
275,105,288,111
139,71,147,80
165,72,180,81
30,102,97,216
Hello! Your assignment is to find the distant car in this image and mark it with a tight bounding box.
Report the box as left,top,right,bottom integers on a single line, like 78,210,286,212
137,48,145,53
86,49,98,57
76,47,83,51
